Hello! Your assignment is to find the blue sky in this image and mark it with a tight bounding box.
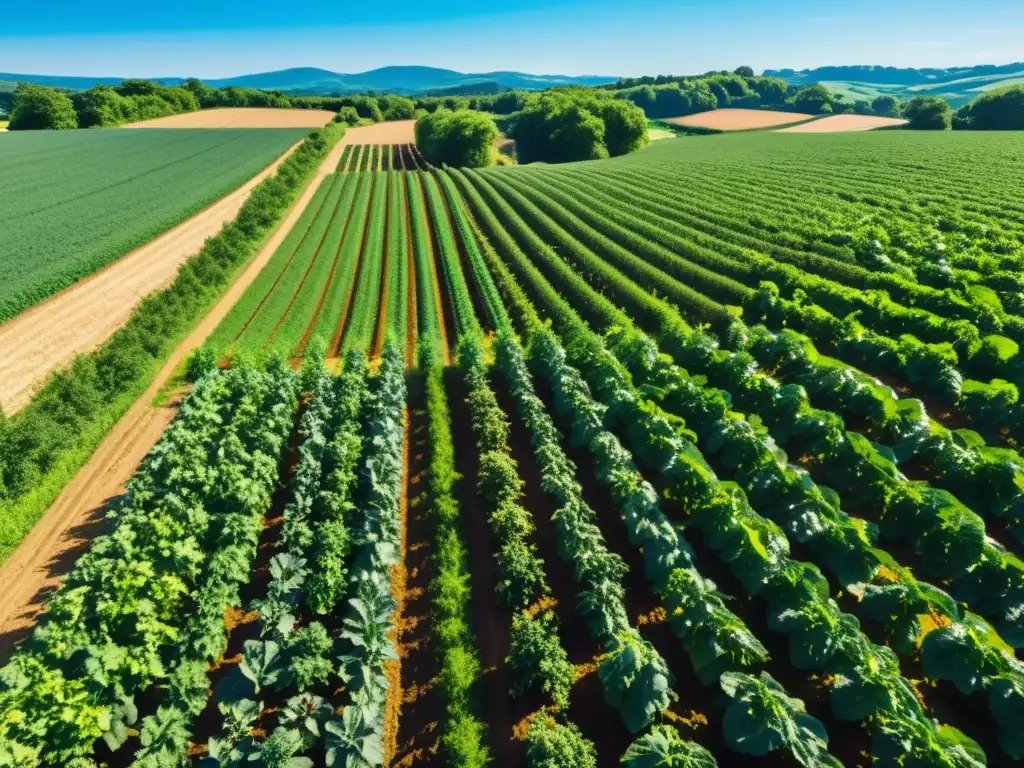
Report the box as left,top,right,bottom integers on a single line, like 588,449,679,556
2,0,1023,78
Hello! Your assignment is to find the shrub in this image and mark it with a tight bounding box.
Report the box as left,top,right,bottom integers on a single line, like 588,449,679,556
416,109,499,167
510,90,647,164
0,122,346,561
525,716,597,768
903,95,952,130
378,94,415,121
954,85,1024,130
8,84,77,130
872,95,902,117
334,106,360,124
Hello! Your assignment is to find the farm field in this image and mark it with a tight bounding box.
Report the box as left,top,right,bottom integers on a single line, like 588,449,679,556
663,107,813,130
3,131,1024,768
123,106,337,128
0,130,351,645
779,113,909,132
0,132,306,414
0,127,306,325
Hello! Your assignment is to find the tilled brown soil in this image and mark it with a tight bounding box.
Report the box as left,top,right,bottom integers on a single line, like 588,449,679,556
122,107,336,129
664,108,813,130
779,114,909,132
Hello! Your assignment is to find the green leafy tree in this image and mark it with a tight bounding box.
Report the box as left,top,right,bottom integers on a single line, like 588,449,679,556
415,108,498,167
600,99,649,156
334,106,361,125
511,94,608,164
378,94,415,121
8,84,77,130
182,77,218,107
72,86,134,127
791,84,833,114
734,65,755,78
871,95,902,117
954,85,1024,130
903,95,952,130
750,77,788,106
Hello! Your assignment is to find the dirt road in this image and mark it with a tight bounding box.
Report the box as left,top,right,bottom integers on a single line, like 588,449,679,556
0,136,349,657
0,141,302,415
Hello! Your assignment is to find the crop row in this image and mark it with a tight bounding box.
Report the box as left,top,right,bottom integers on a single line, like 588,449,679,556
446,163,1024,763
0,361,299,764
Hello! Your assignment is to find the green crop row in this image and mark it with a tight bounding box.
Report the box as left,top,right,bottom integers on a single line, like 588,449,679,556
342,173,389,353
0,362,299,765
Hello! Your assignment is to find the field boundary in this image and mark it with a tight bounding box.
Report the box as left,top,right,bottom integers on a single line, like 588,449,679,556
0,134,349,645
0,138,305,414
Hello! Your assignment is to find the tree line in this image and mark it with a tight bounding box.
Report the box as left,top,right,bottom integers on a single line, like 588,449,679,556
415,88,650,167
9,69,1022,135
861,87,1024,130
5,80,417,130
599,66,1024,130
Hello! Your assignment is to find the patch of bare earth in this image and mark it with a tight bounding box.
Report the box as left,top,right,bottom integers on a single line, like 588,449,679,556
342,120,417,146
778,114,909,132
0,140,304,415
0,138,349,659
122,107,335,129
664,108,814,130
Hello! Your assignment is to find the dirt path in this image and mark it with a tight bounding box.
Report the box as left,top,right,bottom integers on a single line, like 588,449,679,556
0,140,304,415
383,408,411,764
0,137,348,657
393,374,441,766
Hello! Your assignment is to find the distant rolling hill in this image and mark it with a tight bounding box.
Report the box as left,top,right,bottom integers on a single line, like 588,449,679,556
765,63,1024,108
0,66,616,96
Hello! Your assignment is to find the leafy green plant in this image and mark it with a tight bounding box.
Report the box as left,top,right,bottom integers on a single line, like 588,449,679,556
620,725,717,767
507,611,574,709
720,671,840,767
524,715,597,768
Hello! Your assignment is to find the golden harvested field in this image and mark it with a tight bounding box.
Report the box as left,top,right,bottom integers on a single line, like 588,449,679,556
663,108,813,130
778,114,909,132
122,106,336,128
